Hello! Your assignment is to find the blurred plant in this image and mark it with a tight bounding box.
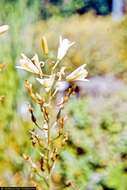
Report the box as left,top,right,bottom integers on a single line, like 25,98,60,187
0,0,40,127
39,0,111,19
0,2,42,183
17,36,88,189
60,0,85,17
0,24,9,103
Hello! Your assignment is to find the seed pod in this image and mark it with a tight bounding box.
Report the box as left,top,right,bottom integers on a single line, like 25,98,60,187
28,105,38,126
40,157,45,171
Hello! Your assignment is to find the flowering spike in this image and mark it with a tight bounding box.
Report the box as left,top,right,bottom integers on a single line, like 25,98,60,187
17,36,89,189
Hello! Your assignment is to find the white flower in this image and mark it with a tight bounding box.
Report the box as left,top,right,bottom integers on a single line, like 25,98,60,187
31,54,43,75
0,25,9,35
36,75,55,92
57,36,75,61
66,64,88,82
56,65,88,92
16,53,43,76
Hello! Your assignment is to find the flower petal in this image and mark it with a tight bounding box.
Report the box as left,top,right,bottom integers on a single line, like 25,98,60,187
36,75,55,92
31,54,43,75
66,64,88,82
0,25,9,35
57,36,75,61
17,53,41,74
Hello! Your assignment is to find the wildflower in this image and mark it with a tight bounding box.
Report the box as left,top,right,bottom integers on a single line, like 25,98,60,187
16,53,43,76
31,54,43,75
66,64,88,82
57,36,75,61
56,65,88,92
36,75,55,92
0,25,9,35
55,45,88,93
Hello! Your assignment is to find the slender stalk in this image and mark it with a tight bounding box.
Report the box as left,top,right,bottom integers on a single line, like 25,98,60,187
46,121,52,189
47,122,50,146
17,36,86,189
52,60,59,71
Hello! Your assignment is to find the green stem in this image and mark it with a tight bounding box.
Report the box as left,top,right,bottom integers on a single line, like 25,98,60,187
47,122,52,189
52,60,60,71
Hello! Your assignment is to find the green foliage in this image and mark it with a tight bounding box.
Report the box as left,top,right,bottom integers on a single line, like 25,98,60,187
60,0,85,17
0,0,42,185
54,93,127,189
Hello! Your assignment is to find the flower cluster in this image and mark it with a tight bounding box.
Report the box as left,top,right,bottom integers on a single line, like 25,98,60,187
17,36,88,93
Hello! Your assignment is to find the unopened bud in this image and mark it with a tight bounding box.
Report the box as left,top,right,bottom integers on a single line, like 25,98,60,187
41,36,48,55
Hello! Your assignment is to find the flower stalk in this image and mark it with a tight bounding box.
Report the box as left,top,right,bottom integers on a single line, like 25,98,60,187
17,36,88,189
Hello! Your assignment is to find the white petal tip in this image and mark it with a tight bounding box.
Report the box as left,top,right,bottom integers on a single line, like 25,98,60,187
0,25,9,34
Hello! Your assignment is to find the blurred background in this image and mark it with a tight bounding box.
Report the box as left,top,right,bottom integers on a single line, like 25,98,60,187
1,0,127,189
